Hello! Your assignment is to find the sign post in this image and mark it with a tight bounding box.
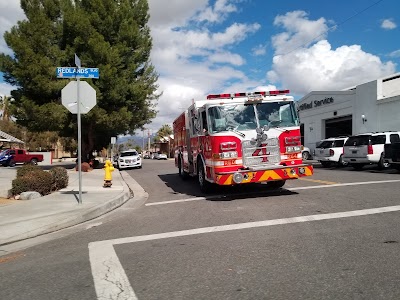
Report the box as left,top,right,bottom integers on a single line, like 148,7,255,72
58,54,99,204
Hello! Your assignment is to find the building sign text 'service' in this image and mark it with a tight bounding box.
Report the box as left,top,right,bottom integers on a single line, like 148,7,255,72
299,97,334,111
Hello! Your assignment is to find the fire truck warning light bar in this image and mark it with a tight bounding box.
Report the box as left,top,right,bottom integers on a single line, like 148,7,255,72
206,90,290,100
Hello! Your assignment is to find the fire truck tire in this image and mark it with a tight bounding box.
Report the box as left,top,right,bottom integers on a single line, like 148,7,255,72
198,160,212,193
178,156,189,180
267,180,286,189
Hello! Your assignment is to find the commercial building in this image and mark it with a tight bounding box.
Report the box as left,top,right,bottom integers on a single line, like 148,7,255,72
297,73,400,153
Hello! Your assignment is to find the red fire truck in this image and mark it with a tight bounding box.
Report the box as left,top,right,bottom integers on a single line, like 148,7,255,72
173,90,313,193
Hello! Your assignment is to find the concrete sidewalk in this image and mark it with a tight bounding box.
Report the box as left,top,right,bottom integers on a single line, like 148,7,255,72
0,166,133,245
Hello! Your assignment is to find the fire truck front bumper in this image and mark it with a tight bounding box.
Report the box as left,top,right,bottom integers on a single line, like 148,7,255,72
214,164,313,185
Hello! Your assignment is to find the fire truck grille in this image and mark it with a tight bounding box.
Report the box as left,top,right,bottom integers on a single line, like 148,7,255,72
242,138,281,168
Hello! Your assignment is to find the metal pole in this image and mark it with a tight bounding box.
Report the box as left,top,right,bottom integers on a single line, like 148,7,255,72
142,129,145,152
148,129,150,152
77,75,82,204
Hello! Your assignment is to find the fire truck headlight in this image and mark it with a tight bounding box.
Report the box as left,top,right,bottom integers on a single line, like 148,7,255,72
233,172,244,184
286,146,301,153
219,151,238,159
299,167,305,174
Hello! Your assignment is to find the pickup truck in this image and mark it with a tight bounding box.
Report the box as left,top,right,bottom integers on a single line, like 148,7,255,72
384,143,400,171
0,149,44,167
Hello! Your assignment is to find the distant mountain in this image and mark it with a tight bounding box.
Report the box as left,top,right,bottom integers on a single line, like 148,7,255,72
116,134,155,146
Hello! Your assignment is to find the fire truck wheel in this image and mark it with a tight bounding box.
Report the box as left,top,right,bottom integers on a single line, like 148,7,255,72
267,180,286,189
198,160,212,193
178,156,189,180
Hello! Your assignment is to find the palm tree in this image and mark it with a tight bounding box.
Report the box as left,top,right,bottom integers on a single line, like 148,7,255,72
156,124,173,140
156,124,173,157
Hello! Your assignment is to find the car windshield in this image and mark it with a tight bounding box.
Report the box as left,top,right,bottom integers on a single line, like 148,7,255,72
0,150,7,156
120,151,138,157
345,135,370,146
207,101,298,133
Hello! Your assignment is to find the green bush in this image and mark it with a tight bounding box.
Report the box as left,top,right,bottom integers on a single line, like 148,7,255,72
16,164,42,178
49,166,69,191
11,170,53,196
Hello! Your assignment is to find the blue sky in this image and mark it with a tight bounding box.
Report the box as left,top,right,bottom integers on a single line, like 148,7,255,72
1,0,399,134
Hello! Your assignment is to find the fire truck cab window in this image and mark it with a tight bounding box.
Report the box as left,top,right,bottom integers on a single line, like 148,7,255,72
256,102,297,128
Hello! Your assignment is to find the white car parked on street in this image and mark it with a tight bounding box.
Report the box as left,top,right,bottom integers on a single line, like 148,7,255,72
314,136,348,167
301,146,312,160
343,131,400,170
117,149,142,169
153,151,168,160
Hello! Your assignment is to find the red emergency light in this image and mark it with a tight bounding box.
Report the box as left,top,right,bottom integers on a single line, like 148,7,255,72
206,90,289,100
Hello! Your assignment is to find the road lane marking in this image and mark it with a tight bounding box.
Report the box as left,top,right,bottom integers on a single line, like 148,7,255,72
298,178,338,185
86,222,103,230
288,179,400,191
89,242,137,300
145,179,400,206
89,203,400,299
145,197,207,206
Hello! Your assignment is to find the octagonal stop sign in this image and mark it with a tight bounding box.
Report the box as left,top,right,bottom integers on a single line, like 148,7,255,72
61,81,96,114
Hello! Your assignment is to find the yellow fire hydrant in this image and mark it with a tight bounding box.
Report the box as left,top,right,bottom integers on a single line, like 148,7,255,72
103,159,114,188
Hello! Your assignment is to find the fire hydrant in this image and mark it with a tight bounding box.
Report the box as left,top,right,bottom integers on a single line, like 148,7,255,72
103,160,114,188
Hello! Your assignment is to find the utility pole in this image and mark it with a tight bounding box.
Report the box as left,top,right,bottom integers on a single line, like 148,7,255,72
142,129,145,152
147,129,151,152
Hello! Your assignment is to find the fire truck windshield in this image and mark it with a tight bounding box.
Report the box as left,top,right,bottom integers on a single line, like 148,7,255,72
208,101,298,133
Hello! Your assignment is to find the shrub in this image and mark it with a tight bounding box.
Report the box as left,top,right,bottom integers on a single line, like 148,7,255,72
11,170,53,196
49,166,69,191
16,164,42,178
75,162,91,172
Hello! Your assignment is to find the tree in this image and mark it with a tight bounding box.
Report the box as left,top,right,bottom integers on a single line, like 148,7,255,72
0,96,13,121
0,0,159,158
155,124,172,141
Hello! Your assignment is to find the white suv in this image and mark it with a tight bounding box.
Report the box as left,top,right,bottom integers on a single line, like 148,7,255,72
117,149,142,169
343,131,400,170
314,136,348,167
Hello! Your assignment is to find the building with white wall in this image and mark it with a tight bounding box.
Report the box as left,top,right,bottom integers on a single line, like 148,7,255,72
298,73,400,153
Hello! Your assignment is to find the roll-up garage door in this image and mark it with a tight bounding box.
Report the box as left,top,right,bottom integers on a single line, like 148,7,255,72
325,115,352,138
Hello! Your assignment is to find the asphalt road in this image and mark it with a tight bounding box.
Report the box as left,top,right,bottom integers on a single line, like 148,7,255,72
1,159,400,300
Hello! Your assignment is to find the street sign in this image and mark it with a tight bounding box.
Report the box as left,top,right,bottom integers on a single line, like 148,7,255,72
56,67,99,79
61,81,96,114
74,53,81,68
111,137,116,144
57,57,99,205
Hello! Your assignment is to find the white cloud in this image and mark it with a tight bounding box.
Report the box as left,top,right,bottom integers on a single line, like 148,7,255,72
148,0,208,27
252,44,267,56
0,82,13,97
268,11,396,95
268,40,396,95
389,50,400,58
195,0,238,23
208,51,245,65
272,10,329,55
381,19,397,30
0,0,25,55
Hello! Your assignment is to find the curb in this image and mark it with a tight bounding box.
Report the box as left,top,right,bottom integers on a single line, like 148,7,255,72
0,172,132,246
